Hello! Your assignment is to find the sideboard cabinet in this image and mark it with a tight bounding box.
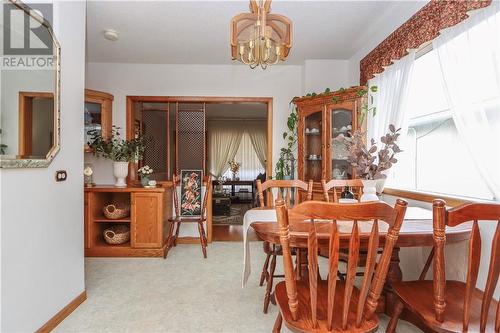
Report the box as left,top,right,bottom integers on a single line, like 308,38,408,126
295,86,367,198
84,186,172,257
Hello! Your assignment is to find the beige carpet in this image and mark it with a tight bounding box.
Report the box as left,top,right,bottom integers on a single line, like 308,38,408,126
55,242,422,333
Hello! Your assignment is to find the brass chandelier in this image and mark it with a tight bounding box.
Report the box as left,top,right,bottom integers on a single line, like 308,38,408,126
230,0,292,69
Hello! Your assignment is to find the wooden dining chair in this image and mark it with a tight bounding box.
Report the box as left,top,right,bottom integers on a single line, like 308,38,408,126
167,174,211,258
256,179,314,313
321,179,363,203
387,199,500,333
322,179,375,281
273,198,408,333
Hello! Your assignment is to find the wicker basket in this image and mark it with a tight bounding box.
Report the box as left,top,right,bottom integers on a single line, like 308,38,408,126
103,225,130,245
103,203,130,220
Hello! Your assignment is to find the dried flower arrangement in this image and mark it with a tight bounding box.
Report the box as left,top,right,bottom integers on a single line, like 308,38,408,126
336,124,402,180
228,160,241,174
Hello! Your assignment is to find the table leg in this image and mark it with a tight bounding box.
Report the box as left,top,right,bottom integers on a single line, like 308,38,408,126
297,248,309,280
384,247,403,316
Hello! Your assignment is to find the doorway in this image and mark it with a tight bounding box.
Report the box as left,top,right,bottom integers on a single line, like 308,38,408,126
126,96,272,242
18,92,55,158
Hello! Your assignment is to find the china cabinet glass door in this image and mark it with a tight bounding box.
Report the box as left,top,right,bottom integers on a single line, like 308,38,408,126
303,110,324,181
330,108,354,180
84,102,102,147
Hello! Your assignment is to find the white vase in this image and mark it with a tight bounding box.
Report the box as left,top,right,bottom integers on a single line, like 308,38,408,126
376,178,387,195
113,161,129,187
360,179,379,202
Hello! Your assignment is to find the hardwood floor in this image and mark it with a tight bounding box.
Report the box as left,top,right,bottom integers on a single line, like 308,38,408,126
212,225,260,242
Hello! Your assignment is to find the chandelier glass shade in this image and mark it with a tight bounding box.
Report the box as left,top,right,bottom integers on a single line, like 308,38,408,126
230,0,292,69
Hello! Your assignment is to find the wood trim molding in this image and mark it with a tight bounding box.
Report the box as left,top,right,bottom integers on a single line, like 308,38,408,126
383,187,472,208
18,91,55,157
126,95,272,104
84,88,114,101
125,95,273,180
36,291,86,333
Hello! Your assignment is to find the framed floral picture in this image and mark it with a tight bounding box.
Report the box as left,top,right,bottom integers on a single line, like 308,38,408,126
180,169,203,216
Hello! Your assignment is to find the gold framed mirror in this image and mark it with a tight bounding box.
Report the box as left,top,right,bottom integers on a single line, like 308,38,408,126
0,0,61,168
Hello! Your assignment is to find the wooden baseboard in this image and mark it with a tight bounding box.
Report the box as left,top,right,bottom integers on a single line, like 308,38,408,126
36,291,86,333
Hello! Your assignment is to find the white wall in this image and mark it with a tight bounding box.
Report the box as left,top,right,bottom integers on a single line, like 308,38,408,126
303,59,351,93
0,1,86,331
347,2,427,85
85,62,303,184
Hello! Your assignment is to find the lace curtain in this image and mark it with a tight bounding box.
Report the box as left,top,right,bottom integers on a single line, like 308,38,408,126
208,120,266,180
433,2,500,200
222,133,264,180
246,121,267,169
207,121,243,177
367,50,416,145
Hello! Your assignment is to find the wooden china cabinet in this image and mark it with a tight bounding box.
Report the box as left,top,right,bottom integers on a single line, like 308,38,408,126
295,86,367,199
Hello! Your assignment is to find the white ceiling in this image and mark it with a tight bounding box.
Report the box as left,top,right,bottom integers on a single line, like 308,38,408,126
86,1,427,65
205,102,267,119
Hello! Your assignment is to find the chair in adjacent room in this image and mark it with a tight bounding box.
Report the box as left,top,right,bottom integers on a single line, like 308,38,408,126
273,199,408,332
387,199,500,333
167,174,212,258
321,179,363,203
256,179,313,313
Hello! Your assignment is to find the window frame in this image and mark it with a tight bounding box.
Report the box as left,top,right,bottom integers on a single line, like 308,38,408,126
382,42,498,204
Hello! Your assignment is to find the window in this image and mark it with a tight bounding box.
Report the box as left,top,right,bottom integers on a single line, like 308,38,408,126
386,49,500,200
222,132,264,181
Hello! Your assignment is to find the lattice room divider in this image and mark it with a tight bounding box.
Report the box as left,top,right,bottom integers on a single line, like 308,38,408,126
176,103,206,173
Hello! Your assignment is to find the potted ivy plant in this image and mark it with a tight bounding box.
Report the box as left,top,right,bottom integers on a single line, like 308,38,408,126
336,124,402,201
275,150,294,180
88,126,147,187
275,103,298,180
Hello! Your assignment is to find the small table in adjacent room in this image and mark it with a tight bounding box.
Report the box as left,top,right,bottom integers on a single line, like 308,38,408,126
212,193,231,217
212,180,255,203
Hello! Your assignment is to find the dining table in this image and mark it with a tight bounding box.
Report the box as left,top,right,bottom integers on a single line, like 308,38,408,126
242,205,473,316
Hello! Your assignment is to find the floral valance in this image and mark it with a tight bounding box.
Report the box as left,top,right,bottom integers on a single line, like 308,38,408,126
360,0,492,85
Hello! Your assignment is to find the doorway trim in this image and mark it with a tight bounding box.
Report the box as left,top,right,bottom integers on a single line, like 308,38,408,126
126,96,273,244
18,91,54,157
126,95,273,179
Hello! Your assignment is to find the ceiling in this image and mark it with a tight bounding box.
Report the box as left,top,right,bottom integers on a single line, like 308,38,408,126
86,1,427,65
205,102,267,119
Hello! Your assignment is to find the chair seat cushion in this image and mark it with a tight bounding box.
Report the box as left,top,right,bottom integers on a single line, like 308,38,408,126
275,280,379,333
393,280,499,333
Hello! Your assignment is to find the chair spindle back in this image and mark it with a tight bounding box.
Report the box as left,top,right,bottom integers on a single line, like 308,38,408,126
321,179,364,203
256,179,313,208
432,199,500,332
275,199,408,330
